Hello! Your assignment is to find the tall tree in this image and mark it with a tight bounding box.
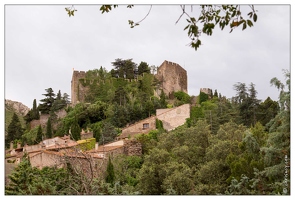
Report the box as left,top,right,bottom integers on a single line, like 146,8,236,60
256,97,279,126
258,70,290,194
39,88,56,114
105,156,115,186
6,113,23,148
70,117,81,141
45,118,52,139
138,61,150,76
32,99,40,120
36,125,43,143
234,82,260,127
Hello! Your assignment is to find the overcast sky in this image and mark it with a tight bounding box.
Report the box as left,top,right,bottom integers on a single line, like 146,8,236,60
4,4,291,108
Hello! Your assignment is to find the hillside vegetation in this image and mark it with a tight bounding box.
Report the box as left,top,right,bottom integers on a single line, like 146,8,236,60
5,60,290,195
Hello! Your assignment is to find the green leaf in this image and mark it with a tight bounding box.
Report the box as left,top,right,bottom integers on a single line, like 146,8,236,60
247,20,253,27
242,22,247,30
253,13,257,22
184,24,190,31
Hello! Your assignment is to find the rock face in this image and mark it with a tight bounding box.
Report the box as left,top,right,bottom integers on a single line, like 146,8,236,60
5,99,30,116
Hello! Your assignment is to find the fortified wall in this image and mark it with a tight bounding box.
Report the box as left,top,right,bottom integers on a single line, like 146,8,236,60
71,60,188,105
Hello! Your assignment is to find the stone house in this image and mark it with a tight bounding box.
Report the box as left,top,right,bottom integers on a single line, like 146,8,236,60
117,104,190,139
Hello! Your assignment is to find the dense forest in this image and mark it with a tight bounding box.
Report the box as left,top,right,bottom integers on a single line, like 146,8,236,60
5,60,290,195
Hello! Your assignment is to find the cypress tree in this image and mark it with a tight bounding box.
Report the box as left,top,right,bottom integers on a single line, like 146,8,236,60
36,125,43,143
70,117,81,141
46,118,52,139
32,99,40,120
105,156,115,185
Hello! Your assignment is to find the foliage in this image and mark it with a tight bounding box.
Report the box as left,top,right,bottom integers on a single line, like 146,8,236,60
38,88,56,114
233,82,261,127
22,125,42,145
46,118,52,139
77,138,96,151
67,5,257,51
106,157,115,186
199,91,208,104
5,113,24,148
173,91,191,105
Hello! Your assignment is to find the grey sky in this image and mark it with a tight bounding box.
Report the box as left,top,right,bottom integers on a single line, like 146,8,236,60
4,4,291,108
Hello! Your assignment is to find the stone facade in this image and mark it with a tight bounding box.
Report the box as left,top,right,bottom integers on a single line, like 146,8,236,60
157,104,190,131
118,116,157,139
118,104,190,139
71,70,88,105
155,60,187,98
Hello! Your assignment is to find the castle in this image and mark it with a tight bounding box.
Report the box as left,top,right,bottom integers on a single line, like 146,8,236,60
71,60,188,105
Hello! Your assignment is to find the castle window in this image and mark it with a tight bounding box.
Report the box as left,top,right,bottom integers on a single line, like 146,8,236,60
143,123,149,130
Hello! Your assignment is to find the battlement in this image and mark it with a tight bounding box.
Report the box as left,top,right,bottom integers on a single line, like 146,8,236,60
200,88,212,95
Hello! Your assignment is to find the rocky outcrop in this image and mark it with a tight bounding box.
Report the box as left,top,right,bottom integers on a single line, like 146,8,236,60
5,99,30,116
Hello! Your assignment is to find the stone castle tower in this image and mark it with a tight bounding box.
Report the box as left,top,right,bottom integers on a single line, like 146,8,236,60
71,70,87,105
155,60,187,98
71,60,188,105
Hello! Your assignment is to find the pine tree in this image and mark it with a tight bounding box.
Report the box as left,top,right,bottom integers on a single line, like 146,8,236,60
39,88,56,114
6,113,23,148
138,61,150,75
5,153,34,194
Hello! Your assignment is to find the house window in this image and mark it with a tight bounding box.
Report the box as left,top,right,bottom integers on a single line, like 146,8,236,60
143,123,149,130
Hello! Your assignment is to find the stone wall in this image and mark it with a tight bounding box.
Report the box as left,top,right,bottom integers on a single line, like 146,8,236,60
156,104,190,131
200,88,212,95
30,109,67,129
123,139,142,156
118,116,157,139
71,70,87,105
30,114,50,129
156,60,187,98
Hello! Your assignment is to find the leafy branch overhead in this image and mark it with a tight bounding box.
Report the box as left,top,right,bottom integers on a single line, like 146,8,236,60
66,4,257,50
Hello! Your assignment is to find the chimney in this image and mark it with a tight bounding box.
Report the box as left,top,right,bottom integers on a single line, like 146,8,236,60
10,141,14,150
17,142,21,149
95,142,98,151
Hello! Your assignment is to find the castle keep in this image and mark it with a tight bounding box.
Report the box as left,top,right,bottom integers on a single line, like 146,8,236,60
71,60,188,105
155,60,187,98
71,70,87,105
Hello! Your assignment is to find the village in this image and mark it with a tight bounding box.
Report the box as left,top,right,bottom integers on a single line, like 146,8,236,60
5,60,202,180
